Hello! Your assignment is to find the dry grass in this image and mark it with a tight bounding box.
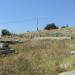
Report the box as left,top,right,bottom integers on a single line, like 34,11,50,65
0,28,75,75
0,39,71,75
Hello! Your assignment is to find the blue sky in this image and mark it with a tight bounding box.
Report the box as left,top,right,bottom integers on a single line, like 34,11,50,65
0,0,75,34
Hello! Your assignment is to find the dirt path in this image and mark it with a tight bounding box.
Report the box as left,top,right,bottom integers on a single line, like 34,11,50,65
34,37,70,40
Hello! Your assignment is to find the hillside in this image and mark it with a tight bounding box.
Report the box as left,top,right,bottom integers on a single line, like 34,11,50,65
0,28,75,75
19,27,75,39
1,27,75,41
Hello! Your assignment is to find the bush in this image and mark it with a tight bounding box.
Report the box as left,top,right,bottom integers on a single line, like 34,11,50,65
1,29,12,36
61,25,69,28
44,23,58,30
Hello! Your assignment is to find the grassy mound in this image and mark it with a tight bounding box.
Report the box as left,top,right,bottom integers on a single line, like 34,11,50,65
0,39,70,75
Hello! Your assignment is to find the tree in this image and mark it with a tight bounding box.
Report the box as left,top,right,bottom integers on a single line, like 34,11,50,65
1,29,12,36
44,23,58,30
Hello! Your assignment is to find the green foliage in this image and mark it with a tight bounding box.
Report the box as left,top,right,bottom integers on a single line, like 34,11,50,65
1,29,12,36
44,23,58,30
61,25,69,28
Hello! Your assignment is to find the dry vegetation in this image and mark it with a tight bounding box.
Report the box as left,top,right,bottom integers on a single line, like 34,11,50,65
0,28,75,75
0,39,71,75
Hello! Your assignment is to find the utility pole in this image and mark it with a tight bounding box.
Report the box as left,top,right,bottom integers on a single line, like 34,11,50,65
37,17,39,31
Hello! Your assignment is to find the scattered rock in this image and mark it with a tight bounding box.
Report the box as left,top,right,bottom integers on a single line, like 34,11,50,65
60,63,71,69
59,71,75,75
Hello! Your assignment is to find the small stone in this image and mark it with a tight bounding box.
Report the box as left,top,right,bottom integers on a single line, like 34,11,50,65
59,71,75,75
